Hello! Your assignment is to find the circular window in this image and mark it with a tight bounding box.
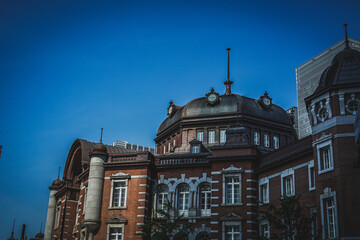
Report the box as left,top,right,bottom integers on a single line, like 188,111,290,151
317,108,329,122
346,100,360,115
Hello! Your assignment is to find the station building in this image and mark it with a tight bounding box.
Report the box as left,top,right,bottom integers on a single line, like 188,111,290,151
44,36,360,240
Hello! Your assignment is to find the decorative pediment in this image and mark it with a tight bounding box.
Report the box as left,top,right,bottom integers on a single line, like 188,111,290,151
220,212,244,221
110,171,130,179
106,215,128,224
312,133,332,145
221,165,243,173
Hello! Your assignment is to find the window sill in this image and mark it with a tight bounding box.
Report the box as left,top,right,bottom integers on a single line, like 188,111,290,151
222,203,243,206
259,202,269,206
309,187,316,191
108,206,127,210
318,167,334,175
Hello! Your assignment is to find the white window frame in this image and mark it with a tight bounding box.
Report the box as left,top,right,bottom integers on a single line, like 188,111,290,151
197,131,204,142
281,169,295,197
254,131,260,145
308,160,315,191
320,188,338,240
220,129,227,143
264,133,270,148
177,184,190,217
199,183,211,217
208,130,215,144
157,184,169,211
222,222,242,240
273,135,279,149
259,219,270,239
316,139,334,174
54,202,61,229
163,145,166,153
223,175,241,205
259,178,269,204
109,179,128,209
107,224,125,240
191,145,200,153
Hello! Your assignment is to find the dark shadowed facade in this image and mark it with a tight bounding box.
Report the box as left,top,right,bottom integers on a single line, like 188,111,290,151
44,41,360,240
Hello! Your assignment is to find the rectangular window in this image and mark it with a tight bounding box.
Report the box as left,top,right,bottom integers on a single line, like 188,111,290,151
168,142,171,151
325,198,336,239
173,139,176,146
260,183,269,203
208,130,215,144
260,220,270,239
163,145,166,154
220,129,226,143
200,185,211,216
197,131,204,142
254,131,260,145
320,146,332,170
282,174,294,197
225,225,241,240
225,176,240,204
264,133,270,147
109,227,123,240
112,181,127,207
54,204,61,229
309,166,315,190
273,136,279,149
191,145,200,153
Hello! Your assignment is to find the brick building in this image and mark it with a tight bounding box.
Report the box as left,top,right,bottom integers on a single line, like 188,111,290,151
44,38,360,240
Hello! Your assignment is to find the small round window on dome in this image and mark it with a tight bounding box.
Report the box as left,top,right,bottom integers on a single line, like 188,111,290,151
317,108,329,122
346,100,360,115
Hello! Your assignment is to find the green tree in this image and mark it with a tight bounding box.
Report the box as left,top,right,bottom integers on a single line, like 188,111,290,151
259,195,315,240
141,201,193,240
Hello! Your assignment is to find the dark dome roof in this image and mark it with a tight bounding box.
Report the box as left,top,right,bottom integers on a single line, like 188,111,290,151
93,142,107,153
51,178,62,187
157,94,292,134
314,47,360,94
35,232,44,238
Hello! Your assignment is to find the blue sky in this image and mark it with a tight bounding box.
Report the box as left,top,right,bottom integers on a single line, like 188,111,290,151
1,0,359,238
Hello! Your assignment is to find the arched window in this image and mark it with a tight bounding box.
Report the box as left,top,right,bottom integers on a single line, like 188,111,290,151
157,185,169,211
199,183,211,216
195,231,210,240
177,184,190,216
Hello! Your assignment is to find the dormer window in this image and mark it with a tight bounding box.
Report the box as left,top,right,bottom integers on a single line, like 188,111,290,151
273,136,279,149
191,145,200,153
189,139,207,154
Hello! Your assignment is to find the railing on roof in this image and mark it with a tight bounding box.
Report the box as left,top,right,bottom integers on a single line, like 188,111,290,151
159,157,208,165
111,155,137,162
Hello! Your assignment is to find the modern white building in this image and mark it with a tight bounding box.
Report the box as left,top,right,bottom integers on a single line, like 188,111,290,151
112,140,155,153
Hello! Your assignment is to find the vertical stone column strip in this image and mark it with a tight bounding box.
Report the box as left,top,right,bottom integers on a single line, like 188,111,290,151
339,93,345,115
83,143,108,240
325,97,332,118
44,189,58,240
310,104,317,125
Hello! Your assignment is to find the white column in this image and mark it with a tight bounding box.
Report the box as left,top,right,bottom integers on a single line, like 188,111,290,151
44,189,58,240
83,153,106,236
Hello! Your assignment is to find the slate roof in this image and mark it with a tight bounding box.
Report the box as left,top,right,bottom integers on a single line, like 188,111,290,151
157,94,292,134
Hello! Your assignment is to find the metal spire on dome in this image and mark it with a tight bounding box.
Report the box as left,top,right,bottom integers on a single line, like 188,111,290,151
10,219,15,238
57,166,60,179
344,24,349,48
224,48,233,95
100,128,103,143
